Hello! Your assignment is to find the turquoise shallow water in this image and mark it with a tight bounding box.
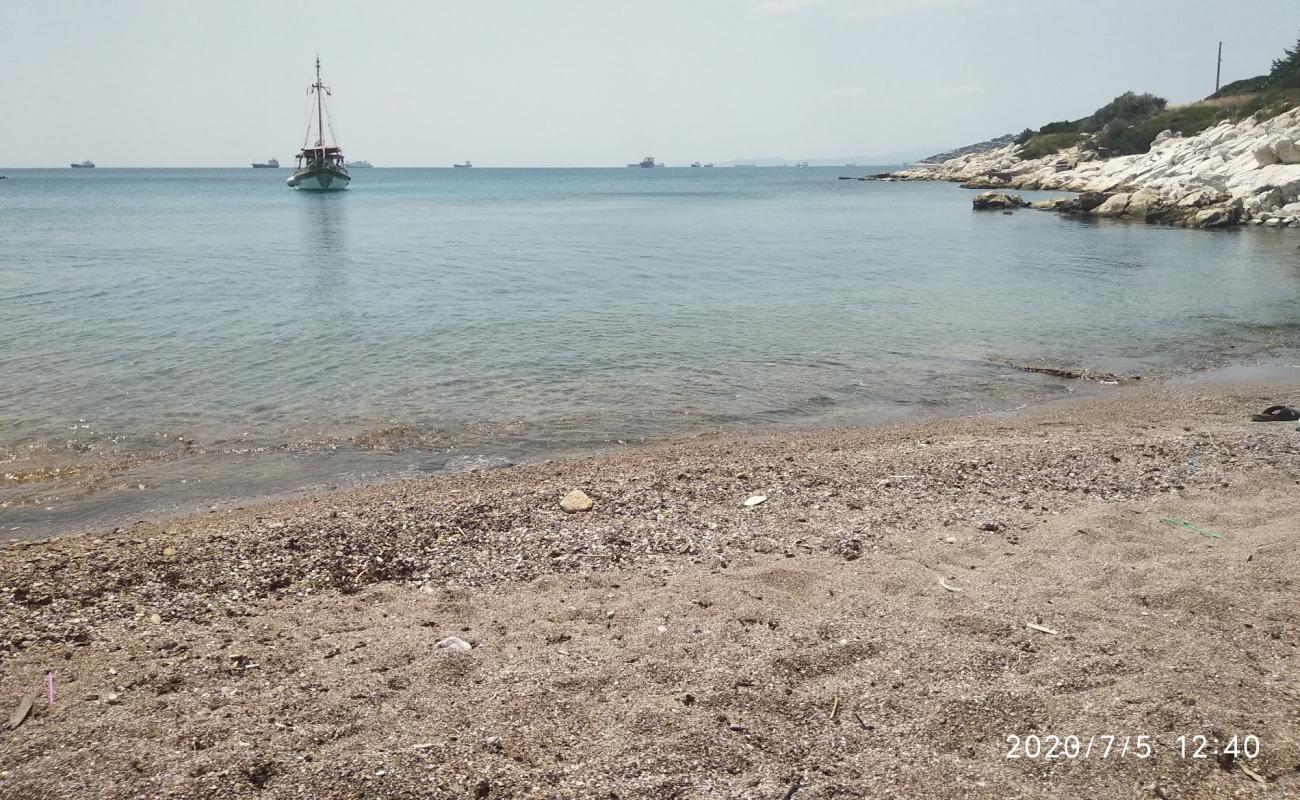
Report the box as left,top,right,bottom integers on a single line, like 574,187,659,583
2,167,1298,535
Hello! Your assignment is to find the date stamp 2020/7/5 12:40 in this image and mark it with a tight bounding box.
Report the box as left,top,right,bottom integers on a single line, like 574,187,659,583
1005,734,1261,761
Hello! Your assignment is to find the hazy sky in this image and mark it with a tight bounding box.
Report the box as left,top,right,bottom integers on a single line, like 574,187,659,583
2,0,1297,167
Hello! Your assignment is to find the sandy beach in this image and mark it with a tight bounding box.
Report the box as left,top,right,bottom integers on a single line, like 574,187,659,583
2,375,1298,799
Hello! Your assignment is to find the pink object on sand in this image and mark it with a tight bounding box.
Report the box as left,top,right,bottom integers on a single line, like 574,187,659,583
46,672,55,706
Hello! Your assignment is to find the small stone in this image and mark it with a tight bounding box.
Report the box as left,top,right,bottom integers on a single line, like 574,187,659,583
743,495,767,508
559,489,593,513
435,636,472,652
105,693,121,705
148,613,161,624
162,547,176,558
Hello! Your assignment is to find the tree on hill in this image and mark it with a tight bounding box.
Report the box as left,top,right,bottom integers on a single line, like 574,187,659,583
1272,33,1300,87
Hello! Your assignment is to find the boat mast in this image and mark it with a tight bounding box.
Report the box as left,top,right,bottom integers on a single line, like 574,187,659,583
315,56,325,158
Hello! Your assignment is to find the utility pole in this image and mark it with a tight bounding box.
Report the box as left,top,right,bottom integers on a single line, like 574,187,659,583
1215,41,1223,93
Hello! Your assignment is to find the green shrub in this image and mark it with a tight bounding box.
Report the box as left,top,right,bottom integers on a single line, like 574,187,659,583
1018,132,1087,160
1235,86,1300,120
1037,120,1079,136
1028,92,1166,143
1079,92,1167,132
1210,75,1269,98
1095,104,1224,155
1014,128,1035,145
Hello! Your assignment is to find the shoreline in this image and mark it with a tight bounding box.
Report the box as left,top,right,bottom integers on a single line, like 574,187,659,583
6,355,1298,545
2,373,1298,797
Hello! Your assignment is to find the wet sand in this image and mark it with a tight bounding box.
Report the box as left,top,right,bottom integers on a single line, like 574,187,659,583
1,377,1298,799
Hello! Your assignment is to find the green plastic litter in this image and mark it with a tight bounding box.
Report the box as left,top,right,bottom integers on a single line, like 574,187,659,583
1160,517,1223,539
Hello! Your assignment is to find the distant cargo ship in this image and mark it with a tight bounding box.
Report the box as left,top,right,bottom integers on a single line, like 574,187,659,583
453,161,472,168
70,160,95,168
626,155,661,168
252,157,279,168
346,160,373,168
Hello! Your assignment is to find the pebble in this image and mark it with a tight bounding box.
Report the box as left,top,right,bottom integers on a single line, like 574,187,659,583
559,489,593,513
743,495,767,508
435,636,472,651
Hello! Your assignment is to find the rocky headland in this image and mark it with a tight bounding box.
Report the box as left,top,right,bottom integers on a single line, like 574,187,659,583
887,106,1300,229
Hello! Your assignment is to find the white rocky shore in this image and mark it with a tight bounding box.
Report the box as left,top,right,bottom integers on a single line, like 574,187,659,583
889,106,1300,228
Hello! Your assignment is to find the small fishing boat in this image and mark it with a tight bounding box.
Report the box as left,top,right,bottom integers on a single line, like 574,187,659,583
287,57,350,191
626,156,661,168
453,160,472,168
346,160,373,168
70,160,95,168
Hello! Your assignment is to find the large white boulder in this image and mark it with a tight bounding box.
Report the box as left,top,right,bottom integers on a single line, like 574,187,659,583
1247,187,1285,213
1275,137,1300,164
1124,189,1163,220
1151,129,1177,148
1092,193,1130,217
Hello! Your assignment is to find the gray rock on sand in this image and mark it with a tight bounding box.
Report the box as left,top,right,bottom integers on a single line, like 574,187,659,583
559,489,593,513
435,636,472,651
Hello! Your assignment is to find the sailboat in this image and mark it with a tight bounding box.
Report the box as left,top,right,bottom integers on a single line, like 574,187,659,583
287,57,350,191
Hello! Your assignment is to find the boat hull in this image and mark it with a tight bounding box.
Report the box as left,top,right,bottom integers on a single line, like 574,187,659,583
287,167,350,191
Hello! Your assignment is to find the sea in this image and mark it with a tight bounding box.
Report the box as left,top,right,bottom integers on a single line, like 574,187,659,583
2,166,1298,538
